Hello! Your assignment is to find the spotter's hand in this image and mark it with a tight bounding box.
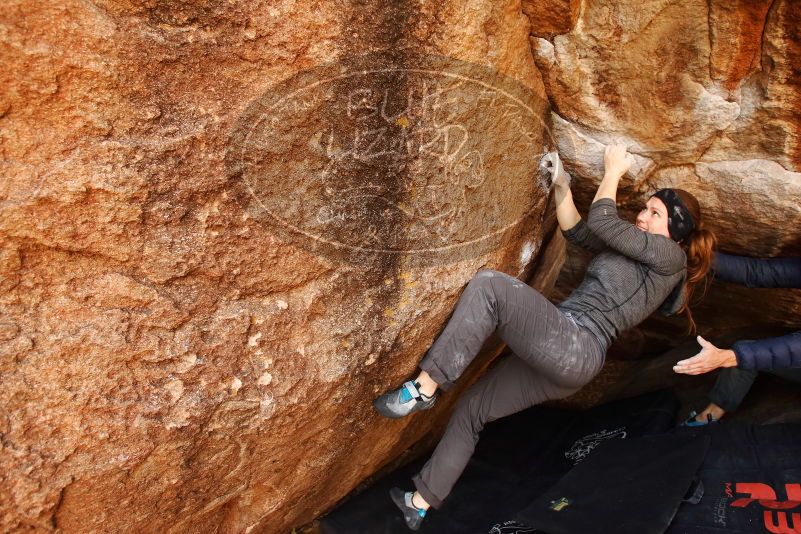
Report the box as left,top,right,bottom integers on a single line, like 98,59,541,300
673,336,738,375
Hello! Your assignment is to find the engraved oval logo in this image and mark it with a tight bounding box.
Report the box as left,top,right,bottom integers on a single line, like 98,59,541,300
226,52,560,266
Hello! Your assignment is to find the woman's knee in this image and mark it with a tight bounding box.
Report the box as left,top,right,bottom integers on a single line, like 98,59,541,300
468,269,500,288
461,270,499,305
466,269,517,297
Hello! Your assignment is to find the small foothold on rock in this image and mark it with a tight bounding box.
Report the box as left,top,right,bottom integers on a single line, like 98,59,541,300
258,371,272,386
231,377,242,395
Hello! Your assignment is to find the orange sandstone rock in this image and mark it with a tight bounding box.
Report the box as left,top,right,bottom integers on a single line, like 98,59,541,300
0,1,553,533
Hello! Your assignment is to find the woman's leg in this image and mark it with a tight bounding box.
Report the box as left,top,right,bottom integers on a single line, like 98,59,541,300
376,270,600,419
388,270,604,512
420,270,603,392
412,355,588,508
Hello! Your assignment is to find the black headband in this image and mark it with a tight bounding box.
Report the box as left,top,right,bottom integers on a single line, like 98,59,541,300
650,189,696,242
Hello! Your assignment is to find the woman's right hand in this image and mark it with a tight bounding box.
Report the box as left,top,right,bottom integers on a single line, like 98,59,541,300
603,143,634,179
542,151,571,191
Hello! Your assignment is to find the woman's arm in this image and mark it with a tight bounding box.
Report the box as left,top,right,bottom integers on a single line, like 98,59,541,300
554,181,580,232
585,145,685,274
547,152,607,253
586,199,684,273
592,144,634,204
714,252,801,288
542,151,581,231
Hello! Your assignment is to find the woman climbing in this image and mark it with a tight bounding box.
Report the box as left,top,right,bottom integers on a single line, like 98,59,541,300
373,144,718,531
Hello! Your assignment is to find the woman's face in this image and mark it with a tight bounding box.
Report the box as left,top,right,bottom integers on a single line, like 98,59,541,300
635,197,671,239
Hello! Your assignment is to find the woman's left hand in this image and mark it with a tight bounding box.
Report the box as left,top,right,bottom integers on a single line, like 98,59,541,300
603,143,634,179
673,336,738,375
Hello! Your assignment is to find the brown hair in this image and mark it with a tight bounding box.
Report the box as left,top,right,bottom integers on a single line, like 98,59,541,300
673,189,717,334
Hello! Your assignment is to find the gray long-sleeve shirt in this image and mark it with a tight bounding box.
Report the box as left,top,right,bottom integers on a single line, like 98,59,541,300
557,198,688,349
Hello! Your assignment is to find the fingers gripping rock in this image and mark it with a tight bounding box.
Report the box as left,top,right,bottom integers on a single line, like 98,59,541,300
539,151,572,189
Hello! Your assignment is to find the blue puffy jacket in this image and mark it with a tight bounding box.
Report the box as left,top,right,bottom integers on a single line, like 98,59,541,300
713,252,801,370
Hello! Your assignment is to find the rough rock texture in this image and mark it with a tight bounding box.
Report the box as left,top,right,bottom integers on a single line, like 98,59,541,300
521,0,580,39
1,1,555,533
526,0,801,353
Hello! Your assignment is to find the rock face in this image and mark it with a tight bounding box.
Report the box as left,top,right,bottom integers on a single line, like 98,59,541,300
1,1,554,533
525,0,801,350
3,1,800,533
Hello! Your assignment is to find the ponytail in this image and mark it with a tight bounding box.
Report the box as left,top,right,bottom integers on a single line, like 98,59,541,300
678,226,717,333
672,189,716,334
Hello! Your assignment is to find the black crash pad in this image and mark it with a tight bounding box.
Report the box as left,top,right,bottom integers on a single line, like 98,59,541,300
502,423,801,534
667,422,801,534
516,433,711,534
320,389,680,534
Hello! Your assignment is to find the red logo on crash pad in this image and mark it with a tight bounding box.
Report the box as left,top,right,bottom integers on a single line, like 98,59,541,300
730,482,801,533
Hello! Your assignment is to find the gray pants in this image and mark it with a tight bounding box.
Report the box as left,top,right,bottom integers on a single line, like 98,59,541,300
710,366,801,413
412,270,606,508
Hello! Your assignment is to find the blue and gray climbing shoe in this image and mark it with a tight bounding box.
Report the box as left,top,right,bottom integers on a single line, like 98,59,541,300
680,410,718,427
373,380,436,419
390,487,427,531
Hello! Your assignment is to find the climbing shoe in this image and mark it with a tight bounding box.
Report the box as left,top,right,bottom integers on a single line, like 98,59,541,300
390,487,427,531
373,380,436,419
680,410,718,427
